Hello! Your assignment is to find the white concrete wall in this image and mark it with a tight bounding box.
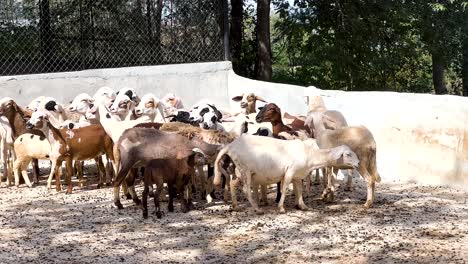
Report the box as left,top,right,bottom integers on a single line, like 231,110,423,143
1,61,467,188
303,87,468,189
0,61,232,107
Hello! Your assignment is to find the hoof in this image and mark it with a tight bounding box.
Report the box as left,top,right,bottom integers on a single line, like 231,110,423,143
229,206,242,212
206,195,213,204
363,201,373,209
254,209,264,215
209,191,217,200
295,204,309,211
105,182,112,187
187,201,195,210
168,205,174,212
278,208,286,214
155,211,162,219
143,211,148,219
96,183,102,189
133,198,142,206
275,195,281,203
115,201,124,209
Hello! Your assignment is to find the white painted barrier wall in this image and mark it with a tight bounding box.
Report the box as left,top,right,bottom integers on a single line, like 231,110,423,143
1,61,467,188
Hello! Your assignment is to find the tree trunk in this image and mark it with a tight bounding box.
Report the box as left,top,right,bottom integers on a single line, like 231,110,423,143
256,0,272,81
39,0,52,71
463,28,468,96
153,0,163,58
432,52,448,94
230,0,243,73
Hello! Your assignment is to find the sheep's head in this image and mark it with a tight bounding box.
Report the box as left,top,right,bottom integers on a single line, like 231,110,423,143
27,110,50,129
232,93,267,113
69,93,94,114
166,110,191,123
26,96,46,111
189,103,222,126
163,93,184,109
93,86,116,103
0,97,17,115
109,94,133,115
256,103,281,123
134,94,159,117
329,145,359,169
116,87,139,103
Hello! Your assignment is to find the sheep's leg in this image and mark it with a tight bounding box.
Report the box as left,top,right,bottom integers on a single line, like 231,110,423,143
54,163,62,192
142,185,149,219
15,158,32,188
241,170,263,215
168,185,175,212
293,180,308,210
364,180,375,208
154,188,162,218
260,185,268,206
252,182,260,204
205,166,216,202
313,169,321,185
47,159,58,190
321,167,336,202
275,182,282,203
3,149,11,186
31,159,40,184
65,157,74,194
344,169,354,191
105,157,113,186
13,158,22,187
223,173,230,203
278,172,294,214
321,168,327,188
126,170,141,206
95,157,106,189
229,170,241,211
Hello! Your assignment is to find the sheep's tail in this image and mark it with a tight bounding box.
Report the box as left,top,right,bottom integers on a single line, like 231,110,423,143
213,145,229,186
368,146,381,183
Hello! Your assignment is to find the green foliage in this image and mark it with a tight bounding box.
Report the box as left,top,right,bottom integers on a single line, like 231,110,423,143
269,0,466,94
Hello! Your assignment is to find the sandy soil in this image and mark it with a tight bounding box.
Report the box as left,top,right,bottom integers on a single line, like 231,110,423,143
0,166,466,264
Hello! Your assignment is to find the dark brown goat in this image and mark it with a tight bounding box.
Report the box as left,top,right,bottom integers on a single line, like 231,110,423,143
113,128,220,209
142,152,207,219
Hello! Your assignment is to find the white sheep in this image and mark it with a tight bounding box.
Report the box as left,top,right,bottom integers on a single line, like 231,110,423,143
13,133,51,188
0,115,15,186
213,134,359,214
133,93,166,123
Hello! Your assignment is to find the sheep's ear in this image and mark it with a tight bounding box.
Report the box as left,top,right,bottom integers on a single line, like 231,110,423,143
255,96,267,102
258,106,264,111
232,95,243,102
208,104,222,120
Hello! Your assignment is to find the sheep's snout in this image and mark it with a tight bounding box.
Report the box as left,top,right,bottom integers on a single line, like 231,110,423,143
240,102,248,108
26,122,34,129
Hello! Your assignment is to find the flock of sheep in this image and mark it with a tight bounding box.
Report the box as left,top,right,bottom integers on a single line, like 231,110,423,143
0,87,380,218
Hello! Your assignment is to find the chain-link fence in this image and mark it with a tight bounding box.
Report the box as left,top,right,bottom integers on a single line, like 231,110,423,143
0,0,228,76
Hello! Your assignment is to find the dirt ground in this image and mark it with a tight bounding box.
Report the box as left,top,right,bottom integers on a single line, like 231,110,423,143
0,166,467,264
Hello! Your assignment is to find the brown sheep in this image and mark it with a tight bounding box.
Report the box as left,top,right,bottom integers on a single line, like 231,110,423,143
142,151,208,219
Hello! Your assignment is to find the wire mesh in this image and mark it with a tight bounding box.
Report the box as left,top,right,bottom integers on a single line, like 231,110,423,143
0,0,226,76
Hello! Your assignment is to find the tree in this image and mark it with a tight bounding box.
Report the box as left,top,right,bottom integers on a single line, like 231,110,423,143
230,0,244,74
256,0,272,81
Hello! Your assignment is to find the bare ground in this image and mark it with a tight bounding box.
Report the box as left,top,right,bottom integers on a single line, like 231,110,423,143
0,166,467,263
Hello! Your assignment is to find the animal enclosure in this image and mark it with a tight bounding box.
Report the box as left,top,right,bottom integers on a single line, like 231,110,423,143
0,0,228,75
